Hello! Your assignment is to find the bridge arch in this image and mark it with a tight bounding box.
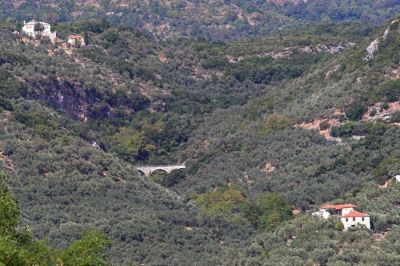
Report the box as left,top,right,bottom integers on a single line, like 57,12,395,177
137,169,145,176
150,168,168,175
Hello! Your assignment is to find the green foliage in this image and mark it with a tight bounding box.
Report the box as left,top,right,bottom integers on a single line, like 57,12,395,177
0,172,18,236
201,56,229,69
0,235,53,266
245,193,293,230
0,172,110,266
56,231,110,266
331,121,357,137
109,126,146,161
13,110,58,138
319,120,330,130
345,100,367,121
149,170,168,184
34,23,45,32
54,19,110,39
390,111,400,123
0,50,30,66
1,12,400,266
260,114,294,135
372,155,400,185
369,108,377,117
370,79,400,102
151,169,186,187
0,97,13,111
263,0,400,25
195,187,246,218
101,30,120,44
109,112,190,162
0,69,25,98
335,221,344,231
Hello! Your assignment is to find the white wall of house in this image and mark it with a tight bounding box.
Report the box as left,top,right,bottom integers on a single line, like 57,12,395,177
22,21,56,43
68,37,85,46
341,216,370,231
312,209,331,219
341,207,355,215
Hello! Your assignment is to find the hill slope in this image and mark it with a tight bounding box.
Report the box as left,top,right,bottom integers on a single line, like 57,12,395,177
0,20,353,264
2,0,400,40
178,17,400,203
1,15,400,265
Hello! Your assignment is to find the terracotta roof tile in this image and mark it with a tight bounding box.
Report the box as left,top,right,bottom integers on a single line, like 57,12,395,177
320,204,357,210
68,35,83,39
341,210,369,218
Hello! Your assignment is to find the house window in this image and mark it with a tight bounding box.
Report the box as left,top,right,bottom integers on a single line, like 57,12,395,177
353,217,356,221
346,218,348,222
362,218,364,221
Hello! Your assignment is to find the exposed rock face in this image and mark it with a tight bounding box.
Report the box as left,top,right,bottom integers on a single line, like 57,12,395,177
364,20,399,61
364,38,381,61
26,79,149,121
363,102,400,122
296,117,341,142
227,42,354,63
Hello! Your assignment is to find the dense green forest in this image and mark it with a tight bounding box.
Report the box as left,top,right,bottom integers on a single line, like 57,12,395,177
0,171,110,265
1,2,400,265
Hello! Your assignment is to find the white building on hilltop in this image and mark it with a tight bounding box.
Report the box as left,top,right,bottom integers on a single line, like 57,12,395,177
22,20,56,43
341,210,371,231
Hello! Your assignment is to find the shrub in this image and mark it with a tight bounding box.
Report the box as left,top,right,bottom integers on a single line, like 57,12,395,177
372,156,400,185
319,120,330,130
390,111,400,123
0,97,13,111
195,187,246,219
375,80,400,102
244,193,292,230
369,108,377,117
345,101,367,121
335,221,344,231
382,102,390,110
330,122,357,137
0,69,26,98
261,114,294,135
201,57,229,69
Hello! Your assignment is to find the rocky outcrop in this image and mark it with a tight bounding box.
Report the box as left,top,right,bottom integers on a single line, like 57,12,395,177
227,42,354,63
364,19,399,61
26,79,150,121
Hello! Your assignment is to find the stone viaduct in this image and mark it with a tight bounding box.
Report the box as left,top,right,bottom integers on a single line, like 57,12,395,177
136,165,186,177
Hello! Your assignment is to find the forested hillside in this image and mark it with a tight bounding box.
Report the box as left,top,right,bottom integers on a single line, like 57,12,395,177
0,18,363,264
1,8,400,266
178,17,400,206
177,17,400,264
1,0,400,40
244,0,400,24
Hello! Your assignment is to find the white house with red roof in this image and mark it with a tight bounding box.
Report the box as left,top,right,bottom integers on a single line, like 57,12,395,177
341,210,370,231
312,203,371,231
67,35,85,46
320,204,357,216
312,203,356,219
